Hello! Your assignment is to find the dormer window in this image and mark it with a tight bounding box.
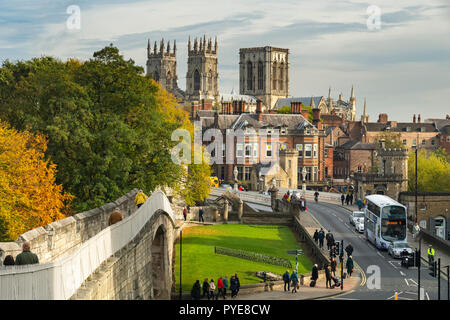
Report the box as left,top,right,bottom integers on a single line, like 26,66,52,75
406,127,411,132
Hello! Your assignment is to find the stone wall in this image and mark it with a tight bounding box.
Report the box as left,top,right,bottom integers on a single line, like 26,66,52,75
0,189,139,264
71,210,176,300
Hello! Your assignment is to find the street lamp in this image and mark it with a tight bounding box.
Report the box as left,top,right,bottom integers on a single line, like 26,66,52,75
233,166,238,191
301,167,307,197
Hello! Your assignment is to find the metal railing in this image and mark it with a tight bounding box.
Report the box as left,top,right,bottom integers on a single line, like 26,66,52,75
0,190,174,300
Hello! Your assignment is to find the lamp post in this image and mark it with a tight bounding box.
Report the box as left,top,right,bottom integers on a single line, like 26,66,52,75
233,166,238,192
301,167,307,197
415,147,418,223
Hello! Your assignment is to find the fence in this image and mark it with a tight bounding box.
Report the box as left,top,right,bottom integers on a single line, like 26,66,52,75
0,190,174,300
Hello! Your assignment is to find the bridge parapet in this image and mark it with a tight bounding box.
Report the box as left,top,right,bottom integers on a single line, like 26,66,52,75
0,190,175,300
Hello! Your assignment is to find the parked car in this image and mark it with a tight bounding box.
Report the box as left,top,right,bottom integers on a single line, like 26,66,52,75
349,211,365,226
388,242,413,258
355,220,364,233
221,184,232,190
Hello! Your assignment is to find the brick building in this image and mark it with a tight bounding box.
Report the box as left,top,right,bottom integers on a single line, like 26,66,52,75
333,140,376,180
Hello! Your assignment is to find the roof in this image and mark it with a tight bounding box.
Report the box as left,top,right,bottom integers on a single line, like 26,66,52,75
196,110,216,118
338,140,376,150
220,91,257,103
365,194,404,208
274,97,323,109
440,125,450,134
364,122,437,133
433,120,450,132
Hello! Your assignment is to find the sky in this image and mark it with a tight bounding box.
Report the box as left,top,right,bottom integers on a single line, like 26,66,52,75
0,0,449,122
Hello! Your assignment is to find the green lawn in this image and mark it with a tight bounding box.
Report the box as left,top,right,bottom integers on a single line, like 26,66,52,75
174,224,313,292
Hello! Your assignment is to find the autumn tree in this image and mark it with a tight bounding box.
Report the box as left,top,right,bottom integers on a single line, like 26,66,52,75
408,148,450,192
0,122,72,241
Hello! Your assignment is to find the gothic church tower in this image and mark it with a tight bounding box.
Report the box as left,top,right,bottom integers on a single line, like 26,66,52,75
185,35,219,102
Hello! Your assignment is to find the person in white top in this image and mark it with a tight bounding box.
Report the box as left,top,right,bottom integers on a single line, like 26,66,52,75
208,279,216,300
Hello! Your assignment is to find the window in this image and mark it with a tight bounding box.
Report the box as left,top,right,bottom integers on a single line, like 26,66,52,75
412,139,416,147
247,61,253,91
236,144,244,157
266,144,272,157
304,144,312,158
194,69,200,90
280,143,287,151
258,61,264,90
245,144,252,157
431,139,435,146
357,166,362,173
447,136,450,143
422,140,426,145
324,148,328,158
253,143,258,158
222,143,226,157
325,167,328,177
313,144,318,158
313,167,317,181
237,166,243,181
272,62,277,90
402,139,407,145
208,70,213,91
244,167,251,181
279,63,284,91
306,167,312,181
281,128,286,135
220,166,225,180
296,144,303,158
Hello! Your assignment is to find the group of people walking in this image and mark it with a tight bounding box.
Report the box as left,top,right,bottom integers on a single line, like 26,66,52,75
191,274,240,300
1,242,39,267
340,193,354,206
282,270,300,293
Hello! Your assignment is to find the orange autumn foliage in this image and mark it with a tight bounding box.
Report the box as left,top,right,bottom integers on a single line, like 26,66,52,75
0,121,73,241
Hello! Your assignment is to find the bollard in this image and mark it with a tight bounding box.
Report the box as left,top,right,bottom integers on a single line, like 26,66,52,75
394,292,398,300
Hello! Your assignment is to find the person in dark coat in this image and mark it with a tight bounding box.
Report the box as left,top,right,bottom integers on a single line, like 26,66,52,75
349,194,354,205
357,199,363,210
202,278,209,298
191,280,201,300
230,276,237,298
325,264,332,288
283,270,290,291
346,256,354,277
222,276,229,299
234,274,241,297
345,194,350,205
330,257,337,277
311,264,319,286
15,242,38,265
183,207,187,221
345,243,354,257
3,255,15,266
326,230,334,251
199,207,205,222
318,229,325,249
341,194,345,205
313,229,319,244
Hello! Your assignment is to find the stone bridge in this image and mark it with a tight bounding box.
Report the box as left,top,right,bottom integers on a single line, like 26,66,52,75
0,189,177,300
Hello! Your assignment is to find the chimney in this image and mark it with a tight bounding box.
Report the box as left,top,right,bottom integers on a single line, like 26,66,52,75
378,113,388,124
291,101,296,114
312,108,322,130
256,100,263,121
242,100,246,113
232,100,238,114
413,114,416,123
418,114,421,123
201,99,205,110
191,102,197,119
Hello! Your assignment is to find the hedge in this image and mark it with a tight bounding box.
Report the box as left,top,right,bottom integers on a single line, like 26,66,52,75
214,246,292,268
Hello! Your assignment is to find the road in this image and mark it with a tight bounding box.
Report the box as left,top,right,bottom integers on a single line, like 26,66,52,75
209,188,449,300
308,201,447,300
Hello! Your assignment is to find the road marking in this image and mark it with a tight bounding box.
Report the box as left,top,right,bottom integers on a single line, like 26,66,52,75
425,292,430,300
400,271,406,277
404,278,409,286
338,217,343,222
408,279,418,286
377,252,384,258
405,291,417,295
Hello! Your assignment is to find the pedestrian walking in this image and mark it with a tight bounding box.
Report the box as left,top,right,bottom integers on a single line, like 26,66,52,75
191,280,201,300
202,278,209,298
346,256,354,277
208,279,216,300
341,194,345,206
310,264,319,287
357,199,363,210
199,207,205,222
283,270,290,292
318,228,325,249
330,257,337,277
329,244,336,259
134,190,148,208
313,229,319,244
3,255,15,266
427,245,435,265
345,194,350,205
326,230,334,251
349,194,353,205
108,211,123,226
222,276,229,299
412,222,420,241
325,264,332,288
183,207,187,221
216,277,224,300
234,274,241,297
290,270,299,293
345,243,354,258
15,242,39,265
230,276,237,298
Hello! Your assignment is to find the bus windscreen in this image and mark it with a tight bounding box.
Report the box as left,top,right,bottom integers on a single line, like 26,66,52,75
380,205,406,242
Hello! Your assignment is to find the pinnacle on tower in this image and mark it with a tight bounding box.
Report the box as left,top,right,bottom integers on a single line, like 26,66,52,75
188,36,191,51
147,39,151,57
310,97,316,108
167,40,170,54
214,36,218,52
160,38,165,54
199,37,203,51
351,85,355,99
203,34,206,52
194,37,198,52
154,41,157,54
173,40,176,55
207,38,212,53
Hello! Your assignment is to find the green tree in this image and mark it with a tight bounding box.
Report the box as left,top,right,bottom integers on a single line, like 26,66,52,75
374,131,404,150
0,45,187,211
277,105,291,114
408,148,450,192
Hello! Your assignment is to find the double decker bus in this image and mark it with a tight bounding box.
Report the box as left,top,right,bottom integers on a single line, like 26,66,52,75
364,195,407,250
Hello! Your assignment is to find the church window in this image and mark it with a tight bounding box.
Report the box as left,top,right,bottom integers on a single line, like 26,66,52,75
247,61,253,91
258,61,264,90
153,71,160,82
272,62,277,90
194,69,200,91
279,63,284,91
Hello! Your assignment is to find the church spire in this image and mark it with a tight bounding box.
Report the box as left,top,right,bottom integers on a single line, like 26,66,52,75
214,36,218,53
160,38,165,54
173,40,176,55
203,34,206,52
167,40,170,54
154,41,157,54
351,85,355,99
361,98,367,123
147,39,151,57
310,96,316,108
188,36,191,51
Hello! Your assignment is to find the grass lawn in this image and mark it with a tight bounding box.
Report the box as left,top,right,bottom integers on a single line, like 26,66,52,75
174,224,313,292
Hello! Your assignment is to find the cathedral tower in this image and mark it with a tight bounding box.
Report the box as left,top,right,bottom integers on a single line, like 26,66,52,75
239,46,289,110
185,35,219,102
146,39,179,93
